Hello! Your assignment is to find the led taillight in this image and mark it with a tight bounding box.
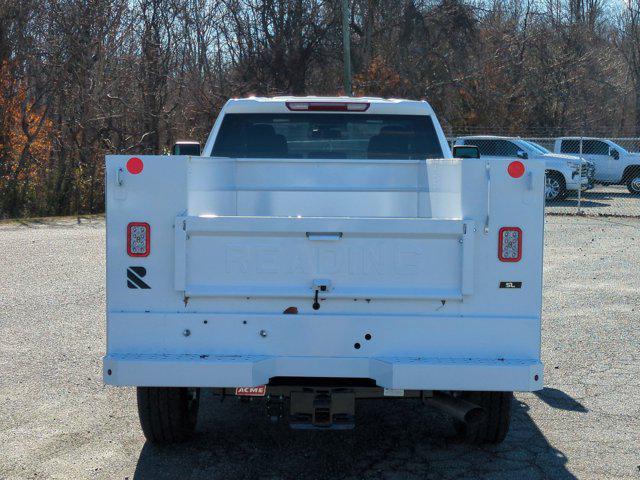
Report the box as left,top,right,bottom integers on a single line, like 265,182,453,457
498,227,522,262
127,222,150,257
285,102,370,112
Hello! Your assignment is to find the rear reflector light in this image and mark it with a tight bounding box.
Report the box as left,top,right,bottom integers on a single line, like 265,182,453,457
286,102,370,112
126,157,144,174
498,227,522,262
127,222,150,257
508,161,525,178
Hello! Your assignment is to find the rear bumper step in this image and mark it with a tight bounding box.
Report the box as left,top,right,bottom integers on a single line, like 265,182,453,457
103,354,543,391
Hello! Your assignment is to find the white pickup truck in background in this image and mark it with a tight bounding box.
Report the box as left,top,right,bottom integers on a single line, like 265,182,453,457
104,97,545,445
454,136,595,201
554,137,640,194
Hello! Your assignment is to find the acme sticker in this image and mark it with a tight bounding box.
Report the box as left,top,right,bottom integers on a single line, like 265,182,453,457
235,386,267,396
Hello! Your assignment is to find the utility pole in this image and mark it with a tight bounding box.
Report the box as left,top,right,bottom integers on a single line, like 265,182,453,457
342,0,352,96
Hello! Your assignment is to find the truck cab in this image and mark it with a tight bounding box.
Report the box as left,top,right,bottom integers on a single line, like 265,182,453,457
454,136,595,201
554,137,640,194
104,97,545,445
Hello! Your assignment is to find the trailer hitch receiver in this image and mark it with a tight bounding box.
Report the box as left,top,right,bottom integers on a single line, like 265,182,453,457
290,390,355,429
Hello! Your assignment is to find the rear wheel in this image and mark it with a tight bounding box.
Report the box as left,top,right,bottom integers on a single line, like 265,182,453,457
137,387,200,444
545,172,566,201
456,391,512,444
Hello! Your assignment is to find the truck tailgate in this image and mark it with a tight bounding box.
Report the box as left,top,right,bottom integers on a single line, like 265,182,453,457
175,216,475,302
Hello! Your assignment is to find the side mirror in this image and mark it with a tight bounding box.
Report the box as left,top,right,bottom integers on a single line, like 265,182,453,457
516,149,528,160
611,149,620,160
452,145,480,159
172,141,201,156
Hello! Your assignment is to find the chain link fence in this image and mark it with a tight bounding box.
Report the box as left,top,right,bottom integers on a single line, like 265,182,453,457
447,133,640,218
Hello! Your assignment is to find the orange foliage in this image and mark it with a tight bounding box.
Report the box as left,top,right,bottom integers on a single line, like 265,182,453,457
0,61,52,184
353,56,409,98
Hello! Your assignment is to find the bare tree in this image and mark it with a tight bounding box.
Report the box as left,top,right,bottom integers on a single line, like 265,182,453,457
619,1,640,135
0,0,636,218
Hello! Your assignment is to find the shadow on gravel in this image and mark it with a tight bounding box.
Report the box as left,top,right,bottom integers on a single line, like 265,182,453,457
582,191,638,199
1,215,104,229
533,388,588,413
133,390,576,480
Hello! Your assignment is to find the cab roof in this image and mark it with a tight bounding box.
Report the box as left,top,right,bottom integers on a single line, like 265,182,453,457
221,96,436,116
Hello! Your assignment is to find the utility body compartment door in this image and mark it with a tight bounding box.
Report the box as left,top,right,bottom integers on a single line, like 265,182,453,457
175,216,474,302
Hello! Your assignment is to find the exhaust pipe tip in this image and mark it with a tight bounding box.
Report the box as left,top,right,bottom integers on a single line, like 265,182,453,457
426,392,486,426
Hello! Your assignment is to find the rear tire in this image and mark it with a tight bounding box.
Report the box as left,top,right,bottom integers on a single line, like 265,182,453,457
456,391,512,445
137,387,200,444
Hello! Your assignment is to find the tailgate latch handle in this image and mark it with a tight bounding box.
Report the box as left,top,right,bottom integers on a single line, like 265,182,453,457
311,279,332,310
306,232,343,241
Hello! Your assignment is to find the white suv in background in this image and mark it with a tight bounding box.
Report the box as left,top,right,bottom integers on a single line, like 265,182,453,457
553,138,640,195
454,136,594,201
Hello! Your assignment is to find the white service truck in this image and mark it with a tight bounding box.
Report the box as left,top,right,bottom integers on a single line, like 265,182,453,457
104,97,545,445
554,137,640,194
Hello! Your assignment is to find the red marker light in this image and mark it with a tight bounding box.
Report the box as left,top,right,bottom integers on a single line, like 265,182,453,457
127,157,144,174
508,161,525,178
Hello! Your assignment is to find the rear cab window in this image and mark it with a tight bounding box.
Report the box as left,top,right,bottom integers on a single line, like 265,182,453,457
212,113,444,160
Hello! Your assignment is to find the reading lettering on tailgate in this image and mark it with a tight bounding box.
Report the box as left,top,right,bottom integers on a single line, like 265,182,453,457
186,233,461,293
224,243,423,276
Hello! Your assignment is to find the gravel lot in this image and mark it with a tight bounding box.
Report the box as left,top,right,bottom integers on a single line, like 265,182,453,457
546,184,640,217
0,215,638,480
